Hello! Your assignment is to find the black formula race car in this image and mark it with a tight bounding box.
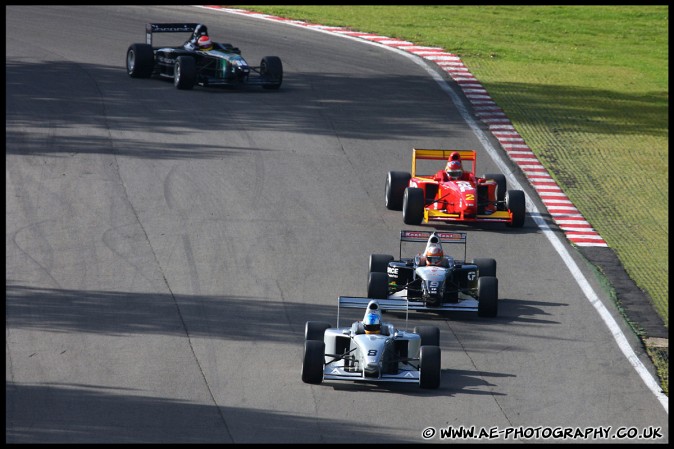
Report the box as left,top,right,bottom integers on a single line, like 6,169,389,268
126,23,282,90
367,230,499,317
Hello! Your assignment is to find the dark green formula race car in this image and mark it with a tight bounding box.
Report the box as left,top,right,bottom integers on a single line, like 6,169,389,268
126,23,283,90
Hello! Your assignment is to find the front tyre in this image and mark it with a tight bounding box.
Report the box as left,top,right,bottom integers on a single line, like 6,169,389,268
305,321,331,341
419,345,441,389
301,340,325,384
472,258,497,278
505,190,526,228
477,276,498,317
414,326,440,347
174,56,196,90
403,187,425,225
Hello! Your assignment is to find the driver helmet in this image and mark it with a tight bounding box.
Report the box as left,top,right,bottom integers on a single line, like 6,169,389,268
197,35,213,50
363,313,381,334
425,244,444,266
446,160,463,180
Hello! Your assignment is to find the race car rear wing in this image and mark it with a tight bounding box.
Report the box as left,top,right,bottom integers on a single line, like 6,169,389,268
337,296,411,329
145,23,203,46
399,229,467,260
412,148,477,177
399,229,466,244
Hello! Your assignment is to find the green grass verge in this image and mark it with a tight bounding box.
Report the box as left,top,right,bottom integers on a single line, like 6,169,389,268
231,5,669,393
647,345,669,396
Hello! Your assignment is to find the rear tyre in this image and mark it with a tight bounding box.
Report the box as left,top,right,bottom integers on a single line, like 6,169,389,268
305,321,331,341
369,254,394,273
301,340,325,384
419,345,441,389
484,173,507,208
126,44,154,78
505,190,526,228
367,272,389,299
403,187,425,225
385,171,411,211
414,326,440,347
472,258,497,278
174,56,196,90
477,276,498,317
261,56,283,90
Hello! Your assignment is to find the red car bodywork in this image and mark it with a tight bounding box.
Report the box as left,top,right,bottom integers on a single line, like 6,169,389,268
385,149,525,227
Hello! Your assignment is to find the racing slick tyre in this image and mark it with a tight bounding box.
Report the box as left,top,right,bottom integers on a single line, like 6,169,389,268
414,326,440,347
261,56,283,90
419,345,441,389
477,276,498,317
126,44,154,78
385,171,411,211
484,173,507,209
369,254,394,273
174,56,196,90
472,258,497,278
301,340,325,384
305,321,331,341
367,272,389,300
505,190,526,228
403,187,425,225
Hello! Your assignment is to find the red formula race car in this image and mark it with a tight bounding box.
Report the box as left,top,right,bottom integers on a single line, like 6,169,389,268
385,149,526,227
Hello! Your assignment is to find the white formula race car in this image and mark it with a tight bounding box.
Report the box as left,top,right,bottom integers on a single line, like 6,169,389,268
301,297,442,389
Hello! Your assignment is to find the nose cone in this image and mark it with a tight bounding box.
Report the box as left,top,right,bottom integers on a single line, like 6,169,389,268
363,335,386,377
364,362,380,377
354,333,387,378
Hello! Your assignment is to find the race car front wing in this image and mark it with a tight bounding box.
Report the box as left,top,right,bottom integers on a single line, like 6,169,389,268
424,208,513,224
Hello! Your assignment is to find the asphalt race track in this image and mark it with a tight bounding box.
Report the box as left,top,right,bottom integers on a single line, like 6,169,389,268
5,5,668,444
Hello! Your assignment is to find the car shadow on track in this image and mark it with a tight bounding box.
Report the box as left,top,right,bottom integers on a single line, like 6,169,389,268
382,297,567,326
325,368,511,397
427,221,539,236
